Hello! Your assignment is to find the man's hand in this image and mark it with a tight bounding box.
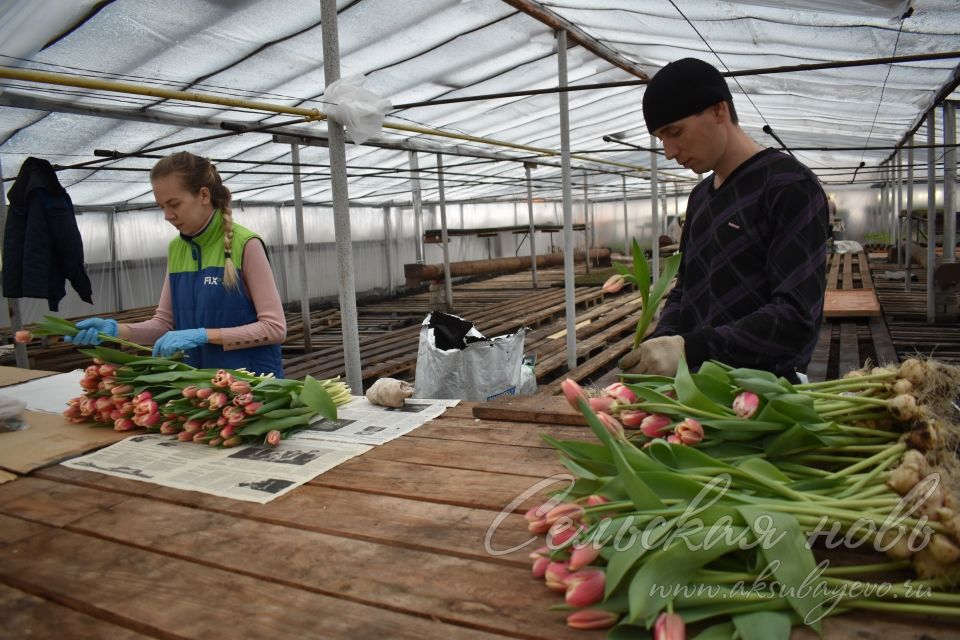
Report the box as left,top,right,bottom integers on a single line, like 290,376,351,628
619,335,685,376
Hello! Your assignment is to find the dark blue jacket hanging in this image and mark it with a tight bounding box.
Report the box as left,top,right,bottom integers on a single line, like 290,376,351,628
3,157,93,311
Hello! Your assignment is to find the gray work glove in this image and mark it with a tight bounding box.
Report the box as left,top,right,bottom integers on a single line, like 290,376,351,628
619,335,685,376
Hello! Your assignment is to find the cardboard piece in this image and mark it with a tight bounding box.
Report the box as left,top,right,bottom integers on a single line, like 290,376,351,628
0,366,58,388
472,394,588,426
0,469,16,485
0,410,128,475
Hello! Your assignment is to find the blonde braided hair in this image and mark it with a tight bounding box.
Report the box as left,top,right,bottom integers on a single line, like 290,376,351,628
151,151,240,290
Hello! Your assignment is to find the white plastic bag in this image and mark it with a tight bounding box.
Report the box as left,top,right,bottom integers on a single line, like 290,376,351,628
414,312,526,401
324,74,392,144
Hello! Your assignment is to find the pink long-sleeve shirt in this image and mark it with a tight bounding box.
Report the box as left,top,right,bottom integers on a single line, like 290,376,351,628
125,239,286,350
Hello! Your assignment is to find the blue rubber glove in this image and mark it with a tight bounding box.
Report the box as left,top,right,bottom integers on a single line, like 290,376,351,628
64,318,118,346
152,328,208,358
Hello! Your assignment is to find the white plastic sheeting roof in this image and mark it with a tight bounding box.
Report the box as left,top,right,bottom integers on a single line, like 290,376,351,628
0,0,958,208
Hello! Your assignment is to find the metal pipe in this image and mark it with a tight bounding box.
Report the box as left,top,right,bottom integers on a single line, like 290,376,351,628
650,135,660,282
926,111,936,324
896,149,903,267
383,206,395,296
290,142,312,354
408,151,425,264
321,0,362,393
436,154,453,309
392,50,960,110
274,205,289,303
108,207,122,311
621,174,630,248
557,30,577,371
0,66,652,175
906,134,914,292
582,170,590,275
525,163,539,288
944,102,957,263
0,155,28,368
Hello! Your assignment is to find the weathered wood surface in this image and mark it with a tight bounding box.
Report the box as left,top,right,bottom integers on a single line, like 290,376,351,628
0,406,954,638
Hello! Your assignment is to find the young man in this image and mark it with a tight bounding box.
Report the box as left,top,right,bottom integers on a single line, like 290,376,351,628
619,58,828,381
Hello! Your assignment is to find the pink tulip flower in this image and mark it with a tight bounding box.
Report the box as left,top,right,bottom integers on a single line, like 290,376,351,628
620,409,649,428
568,543,601,570
229,380,252,395
604,381,638,404
602,273,627,294
531,555,550,578
597,412,625,440
666,434,682,445
211,369,235,388
561,378,589,411
588,396,615,413
566,608,619,630
675,418,704,445
13,329,32,344
640,413,672,438
585,494,609,507
565,569,605,607
545,502,584,527
733,391,760,419
265,429,282,447
654,612,686,640
207,392,229,410
544,561,573,591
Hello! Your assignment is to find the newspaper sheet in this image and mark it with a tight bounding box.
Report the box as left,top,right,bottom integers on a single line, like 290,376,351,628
0,369,84,414
286,396,459,447
61,433,370,504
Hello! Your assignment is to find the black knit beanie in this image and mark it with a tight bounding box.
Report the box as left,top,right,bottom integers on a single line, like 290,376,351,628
642,58,733,133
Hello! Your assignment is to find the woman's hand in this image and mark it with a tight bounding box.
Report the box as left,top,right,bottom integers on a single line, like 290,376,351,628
153,328,208,357
64,318,118,346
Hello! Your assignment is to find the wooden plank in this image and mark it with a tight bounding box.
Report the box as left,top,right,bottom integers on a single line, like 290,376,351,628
0,476,132,526
0,522,507,640
823,289,882,318
868,317,898,365
61,496,592,640
363,436,563,479
0,583,154,640
842,252,854,290
411,417,595,448
838,321,861,375
827,253,841,290
472,394,587,426
857,252,874,288
806,322,833,383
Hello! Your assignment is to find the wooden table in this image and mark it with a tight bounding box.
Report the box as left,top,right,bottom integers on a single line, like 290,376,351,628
0,402,953,639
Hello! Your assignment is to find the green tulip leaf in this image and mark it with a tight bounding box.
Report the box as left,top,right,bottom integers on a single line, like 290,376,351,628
298,375,337,420
732,612,792,640
628,525,750,623
690,621,736,640
736,506,828,633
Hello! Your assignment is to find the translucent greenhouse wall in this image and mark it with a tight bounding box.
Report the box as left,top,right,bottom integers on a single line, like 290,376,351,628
0,183,946,328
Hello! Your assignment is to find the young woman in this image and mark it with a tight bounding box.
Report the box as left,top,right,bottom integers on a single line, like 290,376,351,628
68,152,286,377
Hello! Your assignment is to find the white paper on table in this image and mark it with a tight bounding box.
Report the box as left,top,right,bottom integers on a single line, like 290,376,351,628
0,369,84,414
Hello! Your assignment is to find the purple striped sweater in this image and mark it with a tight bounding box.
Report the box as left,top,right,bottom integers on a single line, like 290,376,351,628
650,148,829,378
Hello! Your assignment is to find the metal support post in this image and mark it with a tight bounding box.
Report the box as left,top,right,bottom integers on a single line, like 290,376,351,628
436,154,453,309
557,30,577,371
525,163,538,288
274,205,289,302
408,151,425,264
926,111,936,323
906,135,914,292
290,142,312,354
108,207,122,311
621,174,629,248
321,0,363,392
383,206,395,295
944,102,956,262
